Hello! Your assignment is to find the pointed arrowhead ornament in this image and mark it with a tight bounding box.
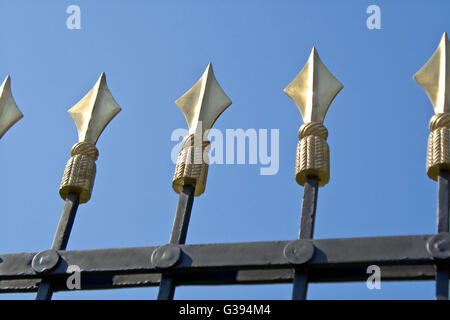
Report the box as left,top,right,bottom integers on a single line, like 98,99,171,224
175,63,232,135
60,73,121,203
414,32,450,114
284,47,343,124
415,32,450,182
172,63,231,196
284,47,342,188
68,72,121,144
0,76,23,139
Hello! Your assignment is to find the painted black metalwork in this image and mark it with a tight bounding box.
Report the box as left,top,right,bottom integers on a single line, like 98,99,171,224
292,176,318,300
0,234,445,293
157,184,195,300
0,177,449,299
436,170,450,300
35,192,80,300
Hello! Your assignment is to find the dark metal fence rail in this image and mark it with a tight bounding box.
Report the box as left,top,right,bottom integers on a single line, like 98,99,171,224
0,235,447,291
0,35,450,300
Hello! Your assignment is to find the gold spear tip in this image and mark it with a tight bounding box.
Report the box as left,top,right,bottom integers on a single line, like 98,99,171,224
0,76,23,139
284,47,343,124
175,62,232,135
68,72,121,144
414,32,450,114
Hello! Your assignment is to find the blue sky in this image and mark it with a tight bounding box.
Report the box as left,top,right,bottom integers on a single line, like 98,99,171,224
0,0,448,299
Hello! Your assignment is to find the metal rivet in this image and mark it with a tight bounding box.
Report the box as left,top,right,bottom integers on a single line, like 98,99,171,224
151,245,181,269
31,250,60,273
283,240,315,265
427,233,450,259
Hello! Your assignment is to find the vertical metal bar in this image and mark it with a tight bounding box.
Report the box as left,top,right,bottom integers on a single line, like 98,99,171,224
36,192,80,300
157,184,195,300
168,185,195,245
437,171,450,234
436,170,450,300
50,193,81,250
292,175,319,300
298,176,319,239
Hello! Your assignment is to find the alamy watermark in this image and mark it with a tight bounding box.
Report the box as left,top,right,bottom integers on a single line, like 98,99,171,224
366,265,381,290
170,124,279,176
66,264,81,290
66,5,81,30
366,5,381,30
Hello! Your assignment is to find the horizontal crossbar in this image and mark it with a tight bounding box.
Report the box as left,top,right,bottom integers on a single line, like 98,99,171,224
0,234,446,293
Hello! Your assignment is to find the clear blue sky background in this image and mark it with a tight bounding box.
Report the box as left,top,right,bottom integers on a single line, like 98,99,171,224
0,0,448,300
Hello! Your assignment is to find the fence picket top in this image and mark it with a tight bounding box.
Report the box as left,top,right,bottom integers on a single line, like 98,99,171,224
414,32,450,115
175,62,231,136
68,72,121,145
0,75,23,139
284,47,343,125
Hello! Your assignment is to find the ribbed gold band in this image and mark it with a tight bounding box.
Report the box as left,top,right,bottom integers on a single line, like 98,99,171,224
427,113,450,181
295,122,330,187
172,134,210,196
59,142,99,204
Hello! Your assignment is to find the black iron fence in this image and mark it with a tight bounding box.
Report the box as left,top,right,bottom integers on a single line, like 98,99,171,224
0,33,450,301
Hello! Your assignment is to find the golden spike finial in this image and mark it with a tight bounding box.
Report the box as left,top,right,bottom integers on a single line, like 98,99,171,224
0,76,23,139
414,32,450,114
284,47,343,187
175,63,232,135
59,73,121,204
172,63,231,196
415,32,450,181
284,47,343,124
68,72,121,144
